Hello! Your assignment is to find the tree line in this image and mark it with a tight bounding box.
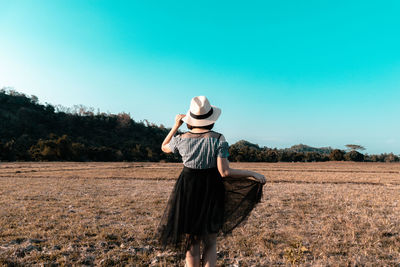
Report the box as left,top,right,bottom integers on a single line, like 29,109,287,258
228,141,399,163
1,88,399,163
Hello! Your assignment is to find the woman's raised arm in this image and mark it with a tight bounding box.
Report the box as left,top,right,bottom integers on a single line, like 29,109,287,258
161,114,186,153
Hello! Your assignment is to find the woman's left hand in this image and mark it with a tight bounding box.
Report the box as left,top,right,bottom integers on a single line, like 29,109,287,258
174,114,186,127
253,173,266,184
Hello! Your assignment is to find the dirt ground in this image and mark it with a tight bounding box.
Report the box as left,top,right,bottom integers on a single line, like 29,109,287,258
0,162,399,266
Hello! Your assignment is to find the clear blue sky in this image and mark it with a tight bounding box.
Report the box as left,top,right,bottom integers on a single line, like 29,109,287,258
1,0,399,154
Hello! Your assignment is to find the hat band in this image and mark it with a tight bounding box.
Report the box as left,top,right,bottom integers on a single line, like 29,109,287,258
190,107,213,120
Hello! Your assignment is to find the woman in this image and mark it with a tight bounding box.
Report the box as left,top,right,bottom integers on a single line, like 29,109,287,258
157,96,266,267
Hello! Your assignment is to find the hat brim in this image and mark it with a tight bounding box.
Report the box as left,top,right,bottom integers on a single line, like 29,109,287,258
182,106,221,127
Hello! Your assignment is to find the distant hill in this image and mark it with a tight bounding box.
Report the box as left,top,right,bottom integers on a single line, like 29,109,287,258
284,144,333,155
229,141,333,155
0,88,179,162
230,140,260,150
228,141,334,162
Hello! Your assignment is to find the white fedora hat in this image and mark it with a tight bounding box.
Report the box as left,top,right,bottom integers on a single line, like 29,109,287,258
182,96,221,127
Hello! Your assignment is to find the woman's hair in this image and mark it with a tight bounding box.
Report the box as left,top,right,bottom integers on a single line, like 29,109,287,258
187,123,214,130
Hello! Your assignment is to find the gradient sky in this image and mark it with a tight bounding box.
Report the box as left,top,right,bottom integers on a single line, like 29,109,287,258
1,0,400,154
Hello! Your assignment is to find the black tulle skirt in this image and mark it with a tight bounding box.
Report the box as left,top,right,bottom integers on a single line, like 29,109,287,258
156,166,263,253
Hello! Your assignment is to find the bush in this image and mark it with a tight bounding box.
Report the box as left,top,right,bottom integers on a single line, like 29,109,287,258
329,149,345,161
87,146,117,161
344,151,364,162
263,150,279,162
29,134,74,161
279,151,292,162
382,153,399,163
71,142,87,161
293,152,305,162
0,140,16,161
305,152,322,162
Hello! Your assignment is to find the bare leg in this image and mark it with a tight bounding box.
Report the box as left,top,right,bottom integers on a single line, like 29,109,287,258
202,234,217,267
185,236,201,267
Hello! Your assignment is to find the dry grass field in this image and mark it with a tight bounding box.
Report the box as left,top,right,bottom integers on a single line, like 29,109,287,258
0,162,400,266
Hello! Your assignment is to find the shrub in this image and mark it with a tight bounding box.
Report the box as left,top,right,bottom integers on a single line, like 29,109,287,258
263,150,279,162
329,149,345,161
344,150,364,162
305,152,322,162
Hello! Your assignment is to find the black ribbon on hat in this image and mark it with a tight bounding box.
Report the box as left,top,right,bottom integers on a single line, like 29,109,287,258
190,107,213,120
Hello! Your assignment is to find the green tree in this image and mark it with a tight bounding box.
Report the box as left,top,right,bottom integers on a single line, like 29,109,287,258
329,149,345,161
263,149,279,162
305,152,322,162
345,144,366,152
344,150,364,162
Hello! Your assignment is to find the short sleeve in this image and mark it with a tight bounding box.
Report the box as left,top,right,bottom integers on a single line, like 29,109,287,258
217,135,229,158
168,134,180,154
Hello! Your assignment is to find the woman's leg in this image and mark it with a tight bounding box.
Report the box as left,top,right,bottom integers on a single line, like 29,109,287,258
202,233,217,267
185,236,201,267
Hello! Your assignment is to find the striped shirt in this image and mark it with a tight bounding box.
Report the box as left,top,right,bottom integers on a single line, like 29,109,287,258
168,131,230,169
